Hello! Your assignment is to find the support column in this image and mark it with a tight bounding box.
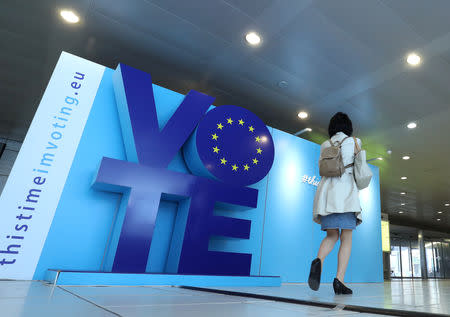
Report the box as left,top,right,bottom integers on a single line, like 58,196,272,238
418,230,427,278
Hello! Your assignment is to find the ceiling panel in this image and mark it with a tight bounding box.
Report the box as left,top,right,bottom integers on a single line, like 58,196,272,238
270,6,385,80
314,0,425,61
222,0,276,19
236,56,328,105
93,0,230,61
148,0,254,44
381,0,450,41
257,33,352,93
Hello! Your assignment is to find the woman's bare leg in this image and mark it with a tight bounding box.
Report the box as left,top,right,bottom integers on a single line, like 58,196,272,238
317,229,339,262
336,229,352,281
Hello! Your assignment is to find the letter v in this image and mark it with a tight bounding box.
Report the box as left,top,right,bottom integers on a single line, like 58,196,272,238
46,142,58,150
112,63,215,167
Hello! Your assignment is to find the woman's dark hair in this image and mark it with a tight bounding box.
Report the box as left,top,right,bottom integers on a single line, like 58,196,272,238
328,112,353,137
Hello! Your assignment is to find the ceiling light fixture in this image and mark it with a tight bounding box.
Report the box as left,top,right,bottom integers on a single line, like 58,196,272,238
294,128,312,136
407,53,421,66
445,203,450,207
401,176,408,180
401,192,406,195
245,32,261,45
407,122,417,129
377,157,383,161
278,80,288,88
402,156,410,160
401,203,405,206
60,10,80,23
437,218,441,221
298,111,308,119
399,211,404,214
438,211,443,214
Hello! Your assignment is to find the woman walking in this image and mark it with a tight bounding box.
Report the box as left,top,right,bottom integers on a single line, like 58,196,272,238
308,112,362,295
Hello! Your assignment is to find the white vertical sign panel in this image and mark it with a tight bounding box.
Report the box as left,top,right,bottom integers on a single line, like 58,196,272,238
0,52,105,279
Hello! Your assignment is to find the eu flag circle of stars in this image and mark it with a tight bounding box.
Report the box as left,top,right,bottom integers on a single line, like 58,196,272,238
210,116,265,173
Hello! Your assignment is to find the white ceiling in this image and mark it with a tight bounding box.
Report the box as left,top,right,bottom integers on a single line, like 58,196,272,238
1,0,449,232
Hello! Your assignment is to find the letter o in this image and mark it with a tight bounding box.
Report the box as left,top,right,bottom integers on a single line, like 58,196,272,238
51,131,62,140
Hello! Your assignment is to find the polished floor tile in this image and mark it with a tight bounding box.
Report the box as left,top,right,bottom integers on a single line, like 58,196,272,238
0,280,448,316
209,279,450,315
0,281,113,317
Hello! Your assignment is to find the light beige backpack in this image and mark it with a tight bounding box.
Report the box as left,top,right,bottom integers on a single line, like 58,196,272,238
319,137,353,177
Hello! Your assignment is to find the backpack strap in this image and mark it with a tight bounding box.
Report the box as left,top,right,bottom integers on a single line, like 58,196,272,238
353,136,361,154
344,137,358,169
338,136,351,147
330,136,351,147
344,137,361,169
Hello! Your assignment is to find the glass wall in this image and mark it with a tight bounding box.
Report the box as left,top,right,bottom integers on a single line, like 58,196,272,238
401,240,413,277
443,241,450,278
410,240,421,278
390,245,402,277
390,238,449,279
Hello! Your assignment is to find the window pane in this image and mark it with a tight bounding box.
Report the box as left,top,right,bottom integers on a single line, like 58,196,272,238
443,242,450,279
425,242,435,278
410,239,421,278
433,242,444,278
390,245,402,277
411,248,422,277
401,241,412,277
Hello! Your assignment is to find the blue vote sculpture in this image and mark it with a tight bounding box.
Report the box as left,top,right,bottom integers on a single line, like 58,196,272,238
93,64,275,276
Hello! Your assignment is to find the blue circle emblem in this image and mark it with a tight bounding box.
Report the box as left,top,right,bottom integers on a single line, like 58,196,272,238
195,105,275,186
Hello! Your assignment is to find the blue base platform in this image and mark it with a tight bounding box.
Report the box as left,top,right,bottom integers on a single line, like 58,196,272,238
44,270,281,287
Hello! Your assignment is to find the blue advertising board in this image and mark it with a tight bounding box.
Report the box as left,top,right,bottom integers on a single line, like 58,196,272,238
0,53,382,285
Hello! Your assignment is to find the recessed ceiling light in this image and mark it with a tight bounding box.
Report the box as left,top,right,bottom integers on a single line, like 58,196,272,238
407,122,417,129
377,157,383,161
60,10,80,23
445,203,450,207
438,211,443,214
402,156,410,160
401,192,406,195
401,203,405,206
437,218,441,221
399,211,404,214
298,111,308,119
278,80,288,88
407,53,421,66
245,32,261,45
401,176,408,180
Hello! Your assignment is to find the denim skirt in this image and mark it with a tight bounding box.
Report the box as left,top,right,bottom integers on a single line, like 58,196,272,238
320,212,357,231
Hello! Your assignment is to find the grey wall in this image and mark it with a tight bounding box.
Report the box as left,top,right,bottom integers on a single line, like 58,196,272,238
0,139,22,195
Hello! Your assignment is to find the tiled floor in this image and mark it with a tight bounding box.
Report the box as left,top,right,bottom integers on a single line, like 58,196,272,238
0,279,448,316
209,279,450,316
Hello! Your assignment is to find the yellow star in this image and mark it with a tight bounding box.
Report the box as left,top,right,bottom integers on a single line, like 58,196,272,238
243,164,250,171
217,123,223,130
249,126,255,132
257,148,262,154
212,133,218,140
232,164,238,171
238,119,244,125
227,118,233,125
220,158,227,165
255,136,261,143
213,146,220,153
253,158,259,165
